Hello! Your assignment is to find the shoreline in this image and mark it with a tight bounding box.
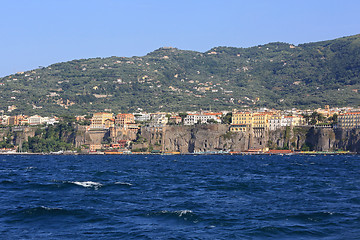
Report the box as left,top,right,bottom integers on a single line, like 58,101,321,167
0,151,357,156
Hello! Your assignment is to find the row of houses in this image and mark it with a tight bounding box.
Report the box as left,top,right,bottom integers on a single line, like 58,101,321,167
2,106,360,130
0,115,58,126
230,109,360,133
230,111,306,133
90,112,139,131
89,111,223,129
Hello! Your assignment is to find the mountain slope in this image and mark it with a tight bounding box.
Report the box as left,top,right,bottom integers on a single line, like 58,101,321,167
1,34,360,115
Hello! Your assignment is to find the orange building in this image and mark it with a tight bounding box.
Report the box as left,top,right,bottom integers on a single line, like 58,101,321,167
115,113,135,126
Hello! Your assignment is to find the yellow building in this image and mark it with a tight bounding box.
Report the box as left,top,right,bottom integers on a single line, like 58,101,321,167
230,124,248,132
338,112,360,129
252,113,271,129
91,112,114,129
231,111,273,132
231,112,253,125
231,111,253,132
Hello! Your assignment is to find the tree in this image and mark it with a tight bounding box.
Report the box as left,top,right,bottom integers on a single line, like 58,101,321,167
178,112,188,123
302,114,311,124
221,112,232,124
328,113,338,123
207,119,218,124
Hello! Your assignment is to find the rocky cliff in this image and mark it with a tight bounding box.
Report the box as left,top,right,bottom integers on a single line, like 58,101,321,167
134,125,360,153
4,124,360,153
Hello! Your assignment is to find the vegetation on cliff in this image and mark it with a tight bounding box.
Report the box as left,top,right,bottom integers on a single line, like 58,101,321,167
21,120,76,153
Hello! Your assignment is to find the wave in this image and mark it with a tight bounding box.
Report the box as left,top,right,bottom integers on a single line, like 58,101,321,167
147,209,199,223
4,206,91,222
114,182,133,186
288,211,344,223
25,166,37,171
70,181,103,189
0,180,15,184
6,180,134,191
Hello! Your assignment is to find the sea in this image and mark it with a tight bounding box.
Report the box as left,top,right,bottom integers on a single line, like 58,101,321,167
0,154,359,240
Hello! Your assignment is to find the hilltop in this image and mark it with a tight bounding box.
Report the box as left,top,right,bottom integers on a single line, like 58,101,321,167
1,34,360,115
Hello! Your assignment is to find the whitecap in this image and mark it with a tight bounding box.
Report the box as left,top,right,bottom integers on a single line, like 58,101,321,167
40,206,62,211
71,181,103,189
115,182,133,186
175,210,193,217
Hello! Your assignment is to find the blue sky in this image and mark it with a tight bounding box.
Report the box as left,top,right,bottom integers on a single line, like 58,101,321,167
1,0,359,77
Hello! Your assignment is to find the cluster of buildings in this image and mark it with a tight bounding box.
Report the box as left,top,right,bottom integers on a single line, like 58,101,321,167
230,111,305,135
90,112,139,132
1,105,360,131
0,114,58,126
230,105,360,135
88,110,223,129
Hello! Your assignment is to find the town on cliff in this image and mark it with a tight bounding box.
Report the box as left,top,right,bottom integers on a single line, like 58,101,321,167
1,105,360,154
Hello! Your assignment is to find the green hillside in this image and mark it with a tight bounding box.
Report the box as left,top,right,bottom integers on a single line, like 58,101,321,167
1,34,360,115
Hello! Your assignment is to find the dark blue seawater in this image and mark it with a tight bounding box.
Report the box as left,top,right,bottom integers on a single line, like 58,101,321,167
1,154,360,239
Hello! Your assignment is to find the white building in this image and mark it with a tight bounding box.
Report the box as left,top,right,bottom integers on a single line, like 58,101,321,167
42,117,59,125
133,112,151,122
149,113,168,127
1,115,9,125
184,113,221,125
269,115,304,131
28,115,44,125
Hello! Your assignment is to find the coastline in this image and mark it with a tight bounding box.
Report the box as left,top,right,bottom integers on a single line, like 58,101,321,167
0,151,356,156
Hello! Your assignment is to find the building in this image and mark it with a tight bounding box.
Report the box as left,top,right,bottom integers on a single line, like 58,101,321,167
115,113,135,126
169,116,182,124
150,113,168,127
231,111,253,132
229,124,248,132
184,112,221,125
133,112,151,122
338,112,360,129
231,111,273,132
90,112,114,129
252,113,270,129
268,115,305,131
89,144,102,152
124,123,140,132
7,115,24,126
28,115,44,125
231,111,252,125
268,115,282,131
0,115,9,125
104,118,115,129
42,117,59,125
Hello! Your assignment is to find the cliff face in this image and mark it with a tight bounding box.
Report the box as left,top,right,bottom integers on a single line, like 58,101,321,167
12,127,36,146
74,127,108,147
4,124,360,153
135,125,269,153
135,125,360,153
162,125,250,153
305,127,337,151
333,128,360,152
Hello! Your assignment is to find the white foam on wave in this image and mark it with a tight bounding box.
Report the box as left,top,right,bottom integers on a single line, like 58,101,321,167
175,210,193,217
71,181,103,189
40,206,62,211
115,182,133,186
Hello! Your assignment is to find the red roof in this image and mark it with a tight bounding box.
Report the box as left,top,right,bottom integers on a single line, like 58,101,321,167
339,112,360,116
